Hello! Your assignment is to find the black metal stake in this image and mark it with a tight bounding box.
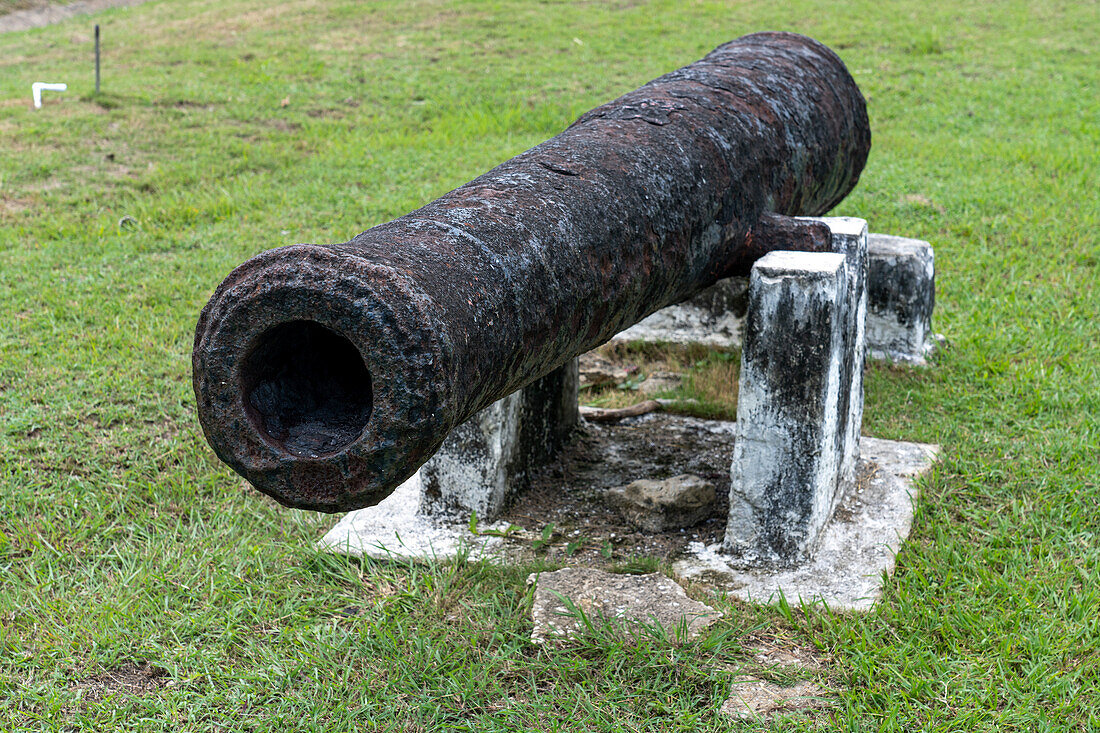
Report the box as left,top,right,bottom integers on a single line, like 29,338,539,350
94,25,100,94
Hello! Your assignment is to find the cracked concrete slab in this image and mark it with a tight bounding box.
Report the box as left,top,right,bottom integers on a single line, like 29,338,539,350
316,472,509,561
319,428,937,615
674,436,938,611
526,567,721,644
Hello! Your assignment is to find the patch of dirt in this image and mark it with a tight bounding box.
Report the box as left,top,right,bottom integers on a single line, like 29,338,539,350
69,161,136,181
829,460,880,524
267,119,302,133
743,631,829,672
153,0,322,42
0,0,148,34
0,195,32,217
720,676,832,720
899,192,946,213
305,107,344,119
72,662,171,700
637,370,682,395
497,412,734,564
0,98,32,114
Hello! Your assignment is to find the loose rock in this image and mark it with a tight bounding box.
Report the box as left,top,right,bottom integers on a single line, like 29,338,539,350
527,567,720,644
637,370,683,395
607,474,716,532
578,353,638,389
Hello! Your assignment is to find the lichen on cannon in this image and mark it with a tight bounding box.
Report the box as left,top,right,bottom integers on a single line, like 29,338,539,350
192,31,871,512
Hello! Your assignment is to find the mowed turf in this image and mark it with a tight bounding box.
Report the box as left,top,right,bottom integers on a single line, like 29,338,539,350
1,0,1097,730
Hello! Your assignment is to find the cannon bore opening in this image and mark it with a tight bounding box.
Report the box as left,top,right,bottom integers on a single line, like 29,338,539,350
242,321,372,458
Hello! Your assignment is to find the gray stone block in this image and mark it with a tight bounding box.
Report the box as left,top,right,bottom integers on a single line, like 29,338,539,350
611,276,749,347
812,217,868,491
422,360,579,520
677,437,939,611
527,567,721,644
725,251,849,566
866,234,935,363
606,474,716,533
319,361,579,559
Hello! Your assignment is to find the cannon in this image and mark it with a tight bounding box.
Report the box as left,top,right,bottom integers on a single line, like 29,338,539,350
193,31,871,512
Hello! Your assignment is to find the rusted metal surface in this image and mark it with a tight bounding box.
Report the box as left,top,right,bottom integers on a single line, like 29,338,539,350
193,31,871,512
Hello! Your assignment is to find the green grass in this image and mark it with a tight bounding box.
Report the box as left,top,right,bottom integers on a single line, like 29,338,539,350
580,341,742,421
1,0,1098,729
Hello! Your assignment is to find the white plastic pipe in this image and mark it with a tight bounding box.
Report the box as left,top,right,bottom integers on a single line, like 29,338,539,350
32,82,67,109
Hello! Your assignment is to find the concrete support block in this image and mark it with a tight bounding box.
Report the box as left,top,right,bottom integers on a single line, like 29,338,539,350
725,251,849,566
420,390,525,520
676,437,939,612
811,217,868,490
611,277,749,347
320,361,579,559
866,234,936,363
419,360,579,521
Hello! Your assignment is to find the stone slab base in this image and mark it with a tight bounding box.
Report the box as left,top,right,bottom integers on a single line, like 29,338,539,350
320,433,937,612
527,567,720,644
673,437,938,612
320,412,739,564
317,472,511,561
867,332,945,367
318,430,937,614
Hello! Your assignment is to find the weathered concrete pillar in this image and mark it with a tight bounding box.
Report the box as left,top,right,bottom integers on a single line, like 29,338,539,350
725,251,849,566
866,234,936,363
320,361,579,559
421,361,579,520
813,217,868,489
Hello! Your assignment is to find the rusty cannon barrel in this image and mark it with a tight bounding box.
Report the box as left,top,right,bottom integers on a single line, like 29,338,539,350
193,31,871,512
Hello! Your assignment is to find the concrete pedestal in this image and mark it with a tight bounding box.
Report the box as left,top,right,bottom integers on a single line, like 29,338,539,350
812,217,868,489
423,361,578,520
319,362,578,559
724,251,850,566
677,437,938,612
866,234,936,364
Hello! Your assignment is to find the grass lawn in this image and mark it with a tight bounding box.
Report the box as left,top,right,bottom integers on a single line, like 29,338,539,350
1,0,1098,729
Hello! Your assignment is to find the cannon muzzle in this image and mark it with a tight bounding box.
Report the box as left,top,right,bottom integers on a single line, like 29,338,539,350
193,31,870,512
